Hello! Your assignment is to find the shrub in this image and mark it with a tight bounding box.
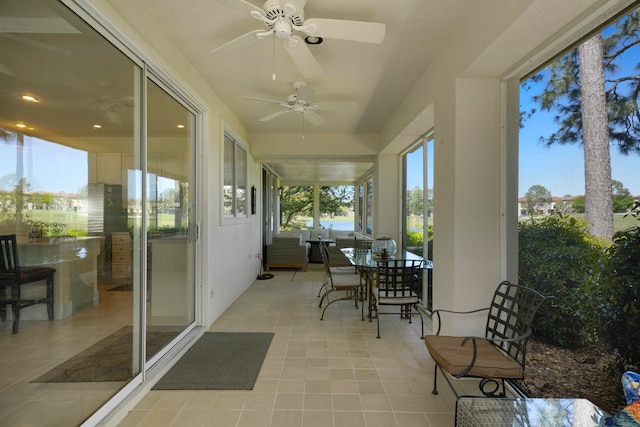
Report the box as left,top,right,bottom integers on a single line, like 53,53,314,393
599,205,640,371
518,214,607,348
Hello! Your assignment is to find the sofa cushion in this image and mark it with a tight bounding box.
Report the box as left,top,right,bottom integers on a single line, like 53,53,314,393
276,230,311,242
329,229,352,241
274,234,302,244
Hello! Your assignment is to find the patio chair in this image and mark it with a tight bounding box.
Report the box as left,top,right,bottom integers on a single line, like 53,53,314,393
373,258,424,339
317,243,356,300
424,281,555,398
0,234,55,334
319,242,365,321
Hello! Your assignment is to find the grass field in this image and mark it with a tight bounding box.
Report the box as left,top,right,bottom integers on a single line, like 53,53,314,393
21,211,178,235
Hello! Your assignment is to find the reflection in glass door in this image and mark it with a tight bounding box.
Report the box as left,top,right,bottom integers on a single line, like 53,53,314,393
145,79,195,360
0,1,198,423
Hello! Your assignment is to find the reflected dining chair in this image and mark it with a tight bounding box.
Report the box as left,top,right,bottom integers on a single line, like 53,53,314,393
319,242,366,321
373,259,424,339
0,234,55,334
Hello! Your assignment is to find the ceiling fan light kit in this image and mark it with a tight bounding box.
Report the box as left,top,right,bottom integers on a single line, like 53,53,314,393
303,35,322,45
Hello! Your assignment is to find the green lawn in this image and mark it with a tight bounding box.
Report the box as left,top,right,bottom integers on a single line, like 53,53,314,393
22,211,178,235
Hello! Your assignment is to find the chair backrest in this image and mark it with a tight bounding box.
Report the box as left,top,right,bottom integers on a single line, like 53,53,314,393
318,242,335,286
376,259,423,298
0,234,20,276
485,281,554,367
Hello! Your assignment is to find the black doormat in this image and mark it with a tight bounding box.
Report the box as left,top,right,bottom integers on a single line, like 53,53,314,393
31,326,182,382
152,332,274,390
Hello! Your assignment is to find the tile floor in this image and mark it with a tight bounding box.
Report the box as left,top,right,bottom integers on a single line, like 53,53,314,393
115,264,475,427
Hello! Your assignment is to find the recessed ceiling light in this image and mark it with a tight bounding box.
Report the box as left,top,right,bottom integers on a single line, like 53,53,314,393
177,124,185,129
304,36,323,45
21,95,39,103
16,123,26,128
93,124,102,129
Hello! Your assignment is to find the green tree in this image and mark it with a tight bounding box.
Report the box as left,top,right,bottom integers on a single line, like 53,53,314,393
573,195,586,213
524,185,552,216
279,185,353,228
406,186,424,216
612,179,634,213
319,186,353,218
526,12,640,240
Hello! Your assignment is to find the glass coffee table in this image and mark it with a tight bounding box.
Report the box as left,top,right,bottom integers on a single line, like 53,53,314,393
455,397,609,426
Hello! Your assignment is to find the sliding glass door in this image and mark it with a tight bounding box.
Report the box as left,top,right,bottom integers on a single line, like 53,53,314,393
0,0,198,423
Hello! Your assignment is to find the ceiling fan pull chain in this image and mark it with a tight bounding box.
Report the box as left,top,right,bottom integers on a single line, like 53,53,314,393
272,35,276,80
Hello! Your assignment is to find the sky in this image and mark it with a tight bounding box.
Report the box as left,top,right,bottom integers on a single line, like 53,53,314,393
519,80,640,198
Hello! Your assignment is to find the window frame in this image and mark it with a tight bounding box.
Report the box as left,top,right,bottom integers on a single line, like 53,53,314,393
222,129,249,222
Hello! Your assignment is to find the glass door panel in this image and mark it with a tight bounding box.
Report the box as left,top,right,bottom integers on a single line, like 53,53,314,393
145,79,195,357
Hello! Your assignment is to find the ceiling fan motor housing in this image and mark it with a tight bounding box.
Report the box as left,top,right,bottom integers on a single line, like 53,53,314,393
263,0,304,26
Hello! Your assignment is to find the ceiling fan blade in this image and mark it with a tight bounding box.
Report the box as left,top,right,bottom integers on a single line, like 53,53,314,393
283,36,322,78
210,29,264,54
303,18,386,44
313,102,358,112
296,84,316,105
214,0,265,15
0,62,12,76
105,110,124,125
259,109,291,121
303,110,326,126
243,96,285,105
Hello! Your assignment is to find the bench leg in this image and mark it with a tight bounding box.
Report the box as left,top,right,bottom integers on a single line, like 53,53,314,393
432,364,439,395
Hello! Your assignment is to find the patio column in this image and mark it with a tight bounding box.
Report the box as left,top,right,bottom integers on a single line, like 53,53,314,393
433,77,503,336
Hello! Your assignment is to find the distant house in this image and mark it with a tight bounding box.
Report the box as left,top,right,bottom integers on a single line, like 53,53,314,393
518,195,582,216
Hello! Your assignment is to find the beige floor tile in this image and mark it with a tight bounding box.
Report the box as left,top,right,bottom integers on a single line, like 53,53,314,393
270,410,303,427
302,410,333,427
0,264,452,426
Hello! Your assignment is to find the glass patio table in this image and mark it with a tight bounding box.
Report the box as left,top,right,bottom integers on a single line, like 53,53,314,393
340,247,426,320
455,396,609,427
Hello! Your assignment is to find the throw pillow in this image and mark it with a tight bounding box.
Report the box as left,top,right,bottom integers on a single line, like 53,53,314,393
605,401,640,426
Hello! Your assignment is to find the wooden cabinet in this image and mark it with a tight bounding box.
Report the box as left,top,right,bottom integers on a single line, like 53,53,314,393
111,232,132,279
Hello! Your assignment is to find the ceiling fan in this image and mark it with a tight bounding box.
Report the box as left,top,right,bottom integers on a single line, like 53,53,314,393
85,80,133,125
211,0,386,78
244,81,357,126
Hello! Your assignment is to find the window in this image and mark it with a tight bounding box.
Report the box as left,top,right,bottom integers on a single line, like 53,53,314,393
223,131,247,218
354,174,373,236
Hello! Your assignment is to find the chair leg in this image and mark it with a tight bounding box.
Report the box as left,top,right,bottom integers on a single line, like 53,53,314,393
412,304,424,339
11,283,20,334
317,281,327,299
46,274,54,321
0,286,6,321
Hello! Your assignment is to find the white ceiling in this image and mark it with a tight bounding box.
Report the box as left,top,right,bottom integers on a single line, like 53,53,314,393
0,0,470,185
134,0,470,184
